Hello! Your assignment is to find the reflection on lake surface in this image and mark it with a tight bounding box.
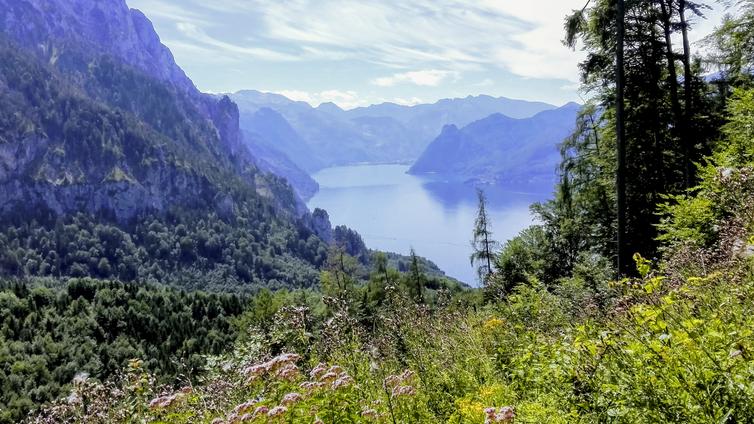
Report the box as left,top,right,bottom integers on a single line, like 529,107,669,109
307,164,551,285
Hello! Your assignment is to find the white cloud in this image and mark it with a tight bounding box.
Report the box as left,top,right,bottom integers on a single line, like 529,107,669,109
132,0,588,82
392,97,424,106
474,78,494,87
372,70,459,87
175,22,299,61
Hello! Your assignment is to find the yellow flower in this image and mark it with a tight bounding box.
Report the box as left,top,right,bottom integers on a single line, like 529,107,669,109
483,318,504,332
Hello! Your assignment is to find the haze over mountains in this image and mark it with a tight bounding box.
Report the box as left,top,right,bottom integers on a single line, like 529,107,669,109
410,102,581,185
229,90,575,197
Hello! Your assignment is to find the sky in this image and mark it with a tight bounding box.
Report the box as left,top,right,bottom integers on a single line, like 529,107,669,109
126,0,731,109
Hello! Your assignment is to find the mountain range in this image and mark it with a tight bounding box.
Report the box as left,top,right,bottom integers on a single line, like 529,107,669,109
229,90,577,192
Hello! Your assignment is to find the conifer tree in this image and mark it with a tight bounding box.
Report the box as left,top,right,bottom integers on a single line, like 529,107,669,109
470,189,496,284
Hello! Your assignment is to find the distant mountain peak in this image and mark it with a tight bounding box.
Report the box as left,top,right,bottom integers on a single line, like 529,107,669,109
316,101,344,114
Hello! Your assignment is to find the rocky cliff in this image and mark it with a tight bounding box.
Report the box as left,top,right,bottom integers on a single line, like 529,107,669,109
0,0,306,220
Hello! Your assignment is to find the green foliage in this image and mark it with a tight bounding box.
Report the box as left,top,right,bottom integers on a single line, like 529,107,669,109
0,212,327,292
28,258,754,423
0,278,248,423
658,88,754,252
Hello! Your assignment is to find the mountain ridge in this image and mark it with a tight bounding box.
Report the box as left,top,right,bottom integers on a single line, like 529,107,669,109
409,102,581,185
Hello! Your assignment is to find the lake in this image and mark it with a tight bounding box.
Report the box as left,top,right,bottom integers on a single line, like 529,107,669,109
307,164,551,286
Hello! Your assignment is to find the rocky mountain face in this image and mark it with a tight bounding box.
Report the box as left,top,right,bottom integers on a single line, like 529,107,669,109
0,0,309,220
1,0,195,94
243,129,320,200
0,0,334,290
409,103,581,185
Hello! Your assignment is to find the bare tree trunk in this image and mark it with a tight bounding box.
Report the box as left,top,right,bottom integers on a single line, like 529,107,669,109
679,0,694,188
660,0,684,168
616,0,628,276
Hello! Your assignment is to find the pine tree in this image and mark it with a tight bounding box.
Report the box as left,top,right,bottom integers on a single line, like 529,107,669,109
407,248,425,303
470,189,496,285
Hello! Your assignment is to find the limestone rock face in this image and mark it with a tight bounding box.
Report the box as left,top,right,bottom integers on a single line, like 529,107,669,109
0,0,195,94
310,208,334,244
0,0,319,223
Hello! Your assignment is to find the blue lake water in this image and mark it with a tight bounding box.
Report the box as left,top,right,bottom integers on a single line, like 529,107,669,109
307,164,551,286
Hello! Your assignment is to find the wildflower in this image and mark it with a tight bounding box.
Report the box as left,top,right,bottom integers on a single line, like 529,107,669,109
179,386,192,394
281,392,303,406
275,363,300,381
309,363,327,379
485,406,515,423
391,385,416,397
252,406,269,418
267,353,301,372
239,413,252,422
211,419,225,424
242,364,267,378
319,372,338,382
384,369,415,390
267,406,288,418
361,408,379,419
331,375,354,390
148,393,182,410
233,400,256,415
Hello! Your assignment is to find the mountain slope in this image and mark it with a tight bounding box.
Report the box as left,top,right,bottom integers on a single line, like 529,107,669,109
231,90,406,168
0,0,327,290
409,103,580,185
242,128,320,200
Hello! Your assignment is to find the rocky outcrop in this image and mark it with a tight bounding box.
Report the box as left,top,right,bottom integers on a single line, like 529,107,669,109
310,208,334,243
0,0,319,225
0,0,195,95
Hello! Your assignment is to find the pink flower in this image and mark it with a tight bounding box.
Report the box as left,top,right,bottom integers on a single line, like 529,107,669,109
309,363,328,379
281,392,303,406
233,400,255,415
391,385,416,397
485,406,515,423
252,406,270,418
331,375,354,390
242,364,267,378
148,393,183,410
275,363,300,381
267,406,288,418
361,408,379,419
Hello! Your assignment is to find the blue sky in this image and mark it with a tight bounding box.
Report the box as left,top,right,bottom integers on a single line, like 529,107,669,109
126,0,728,108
